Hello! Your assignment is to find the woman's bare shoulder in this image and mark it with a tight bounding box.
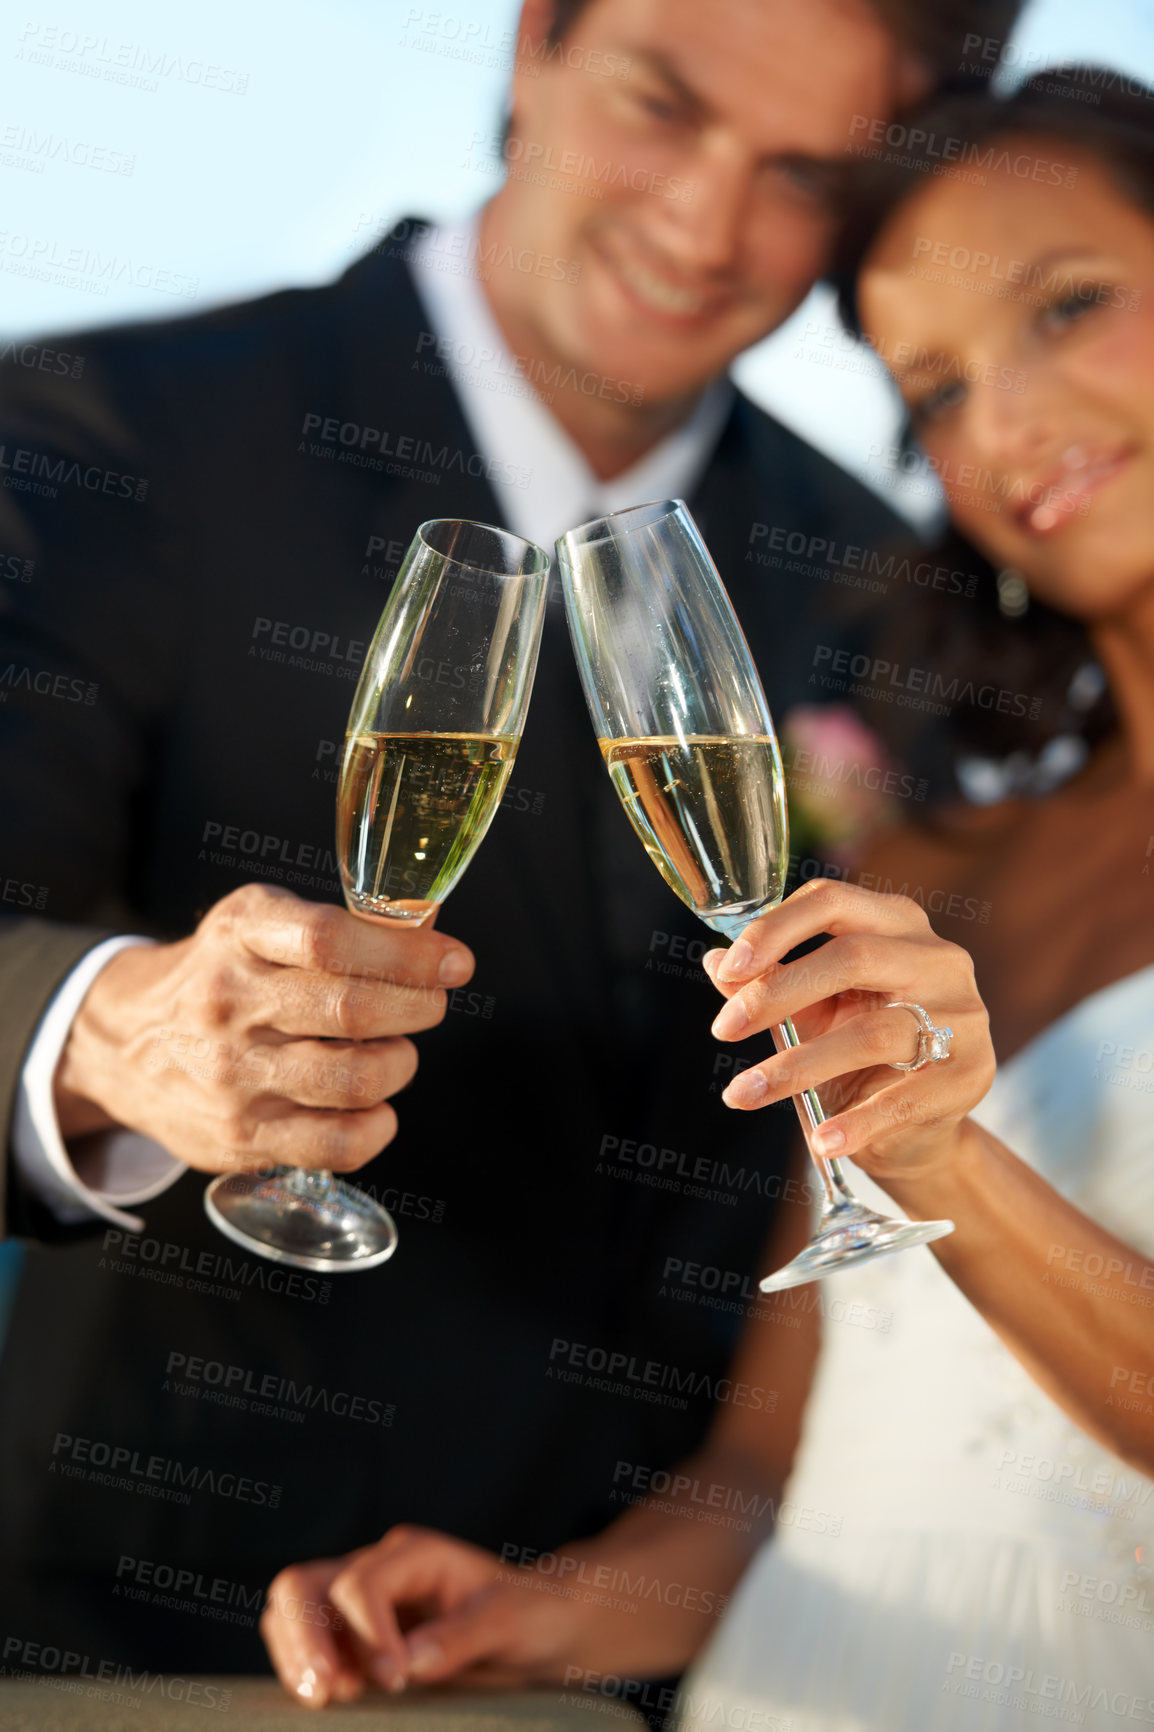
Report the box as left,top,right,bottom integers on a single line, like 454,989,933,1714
856,799,1019,888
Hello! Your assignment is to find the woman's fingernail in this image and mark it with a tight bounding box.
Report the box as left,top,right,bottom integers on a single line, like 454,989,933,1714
702,948,725,980
296,1665,329,1704
717,939,754,982
372,1657,406,1694
406,1637,443,1679
812,1124,846,1156
723,1069,768,1108
711,996,749,1040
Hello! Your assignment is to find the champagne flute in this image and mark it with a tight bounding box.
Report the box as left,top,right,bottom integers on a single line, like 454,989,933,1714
204,518,550,1271
557,498,953,1292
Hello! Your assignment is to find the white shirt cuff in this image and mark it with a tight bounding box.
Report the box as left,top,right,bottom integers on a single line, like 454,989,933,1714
12,935,187,1230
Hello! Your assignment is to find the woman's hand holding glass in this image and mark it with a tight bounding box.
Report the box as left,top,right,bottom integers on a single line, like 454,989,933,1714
705,877,997,1187
558,498,957,1288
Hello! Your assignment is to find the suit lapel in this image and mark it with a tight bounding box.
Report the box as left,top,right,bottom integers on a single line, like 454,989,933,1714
327,230,509,549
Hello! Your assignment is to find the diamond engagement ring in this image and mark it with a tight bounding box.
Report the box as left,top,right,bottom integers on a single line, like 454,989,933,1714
885,1001,954,1072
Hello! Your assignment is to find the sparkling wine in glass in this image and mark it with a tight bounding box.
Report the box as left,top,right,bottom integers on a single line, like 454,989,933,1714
557,498,953,1291
204,518,550,1271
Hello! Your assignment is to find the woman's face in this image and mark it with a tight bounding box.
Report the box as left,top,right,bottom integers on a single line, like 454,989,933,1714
858,139,1154,621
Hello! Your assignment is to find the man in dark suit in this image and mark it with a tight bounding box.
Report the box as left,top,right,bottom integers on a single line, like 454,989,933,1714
0,0,1016,1702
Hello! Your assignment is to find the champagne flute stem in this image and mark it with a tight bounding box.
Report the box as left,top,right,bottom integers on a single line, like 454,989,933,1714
774,1017,857,1212
278,1166,336,1203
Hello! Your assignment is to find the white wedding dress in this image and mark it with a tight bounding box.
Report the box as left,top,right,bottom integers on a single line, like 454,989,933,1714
679,965,1154,1732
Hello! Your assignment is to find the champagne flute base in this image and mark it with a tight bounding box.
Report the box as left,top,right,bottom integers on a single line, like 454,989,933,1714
204,1171,398,1273
758,1205,954,1292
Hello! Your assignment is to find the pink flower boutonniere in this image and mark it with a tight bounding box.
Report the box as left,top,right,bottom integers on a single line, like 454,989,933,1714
779,704,921,869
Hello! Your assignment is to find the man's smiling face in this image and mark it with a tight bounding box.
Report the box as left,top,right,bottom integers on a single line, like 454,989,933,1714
493,0,917,407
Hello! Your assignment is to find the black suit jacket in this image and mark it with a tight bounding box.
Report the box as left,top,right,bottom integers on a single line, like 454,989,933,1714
0,232,915,1667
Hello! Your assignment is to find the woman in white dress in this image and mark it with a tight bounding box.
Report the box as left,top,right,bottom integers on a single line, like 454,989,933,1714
261,75,1154,1732
679,74,1154,1732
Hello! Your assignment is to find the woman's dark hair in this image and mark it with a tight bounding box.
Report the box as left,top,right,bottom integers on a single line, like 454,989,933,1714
834,72,1154,328
829,71,1154,796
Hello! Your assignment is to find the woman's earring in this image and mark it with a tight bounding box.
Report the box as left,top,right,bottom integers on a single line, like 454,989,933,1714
997,568,1029,618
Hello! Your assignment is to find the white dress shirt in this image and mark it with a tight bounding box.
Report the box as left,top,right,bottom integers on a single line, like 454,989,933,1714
13,935,182,1229
13,211,734,1224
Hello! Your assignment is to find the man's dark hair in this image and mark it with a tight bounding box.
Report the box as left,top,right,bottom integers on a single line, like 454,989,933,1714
544,0,1026,96
829,72,1154,792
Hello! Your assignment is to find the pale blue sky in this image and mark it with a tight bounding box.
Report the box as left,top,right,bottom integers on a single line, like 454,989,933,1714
3,0,1154,518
